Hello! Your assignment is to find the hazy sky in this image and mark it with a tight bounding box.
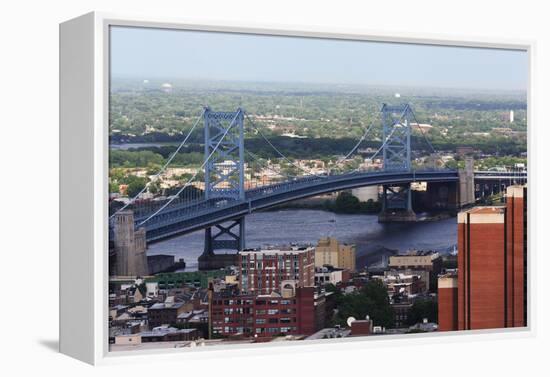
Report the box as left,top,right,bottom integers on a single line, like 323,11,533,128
110,26,528,91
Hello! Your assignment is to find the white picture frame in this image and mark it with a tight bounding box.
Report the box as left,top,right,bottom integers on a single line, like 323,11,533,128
59,11,535,365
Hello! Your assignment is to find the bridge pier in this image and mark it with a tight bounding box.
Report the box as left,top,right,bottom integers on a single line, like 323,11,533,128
378,183,417,222
112,210,148,277
198,217,244,270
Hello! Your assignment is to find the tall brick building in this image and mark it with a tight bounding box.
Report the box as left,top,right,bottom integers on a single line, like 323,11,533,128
437,273,458,331
454,185,527,331
238,246,315,294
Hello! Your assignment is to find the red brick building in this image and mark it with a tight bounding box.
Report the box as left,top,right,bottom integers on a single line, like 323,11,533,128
456,185,527,331
210,285,322,338
238,246,315,294
437,273,458,331
505,186,527,328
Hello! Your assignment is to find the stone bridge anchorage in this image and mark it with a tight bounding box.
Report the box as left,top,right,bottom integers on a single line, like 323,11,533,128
109,104,527,272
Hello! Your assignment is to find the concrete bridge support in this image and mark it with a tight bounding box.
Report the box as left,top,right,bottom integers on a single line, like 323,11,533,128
112,210,148,277
378,183,416,222
198,217,244,270
421,181,458,210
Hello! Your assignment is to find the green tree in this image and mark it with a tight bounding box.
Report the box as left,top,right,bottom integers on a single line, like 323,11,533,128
334,191,361,213
124,175,148,197
406,298,438,326
333,279,394,329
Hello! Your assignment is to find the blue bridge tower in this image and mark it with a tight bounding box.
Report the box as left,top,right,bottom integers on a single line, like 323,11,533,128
379,103,416,222
200,108,246,268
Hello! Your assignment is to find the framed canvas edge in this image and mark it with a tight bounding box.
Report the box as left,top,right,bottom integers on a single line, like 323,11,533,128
60,10,537,365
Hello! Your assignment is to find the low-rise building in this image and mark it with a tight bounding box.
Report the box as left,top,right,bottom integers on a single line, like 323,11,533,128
374,272,425,296
388,250,442,292
315,237,356,271
147,301,188,328
141,326,199,343
314,265,350,286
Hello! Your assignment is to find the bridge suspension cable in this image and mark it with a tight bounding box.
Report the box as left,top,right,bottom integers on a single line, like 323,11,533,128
244,113,326,179
245,150,303,182
137,110,241,227
335,119,377,164
110,109,205,219
409,109,450,169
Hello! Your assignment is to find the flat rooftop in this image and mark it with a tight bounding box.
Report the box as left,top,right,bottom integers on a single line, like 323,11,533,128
239,246,314,256
458,206,505,224
464,206,505,215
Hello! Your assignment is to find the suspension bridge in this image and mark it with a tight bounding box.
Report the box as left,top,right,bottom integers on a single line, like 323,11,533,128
109,103,527,272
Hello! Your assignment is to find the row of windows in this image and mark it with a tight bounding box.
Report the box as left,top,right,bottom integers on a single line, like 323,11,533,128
241,254,303,262
255,326,297,334
212,299,254,305
213,326,298,334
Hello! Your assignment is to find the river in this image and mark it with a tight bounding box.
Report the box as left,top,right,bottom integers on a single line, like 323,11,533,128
147,209,458,271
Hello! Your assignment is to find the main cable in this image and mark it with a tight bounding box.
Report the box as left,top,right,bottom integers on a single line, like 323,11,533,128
110,109,205,218
136,110,241,226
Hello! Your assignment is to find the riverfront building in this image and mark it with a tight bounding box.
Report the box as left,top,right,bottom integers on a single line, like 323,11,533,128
454,185,527,330
315,237,356,272
238,246,315,295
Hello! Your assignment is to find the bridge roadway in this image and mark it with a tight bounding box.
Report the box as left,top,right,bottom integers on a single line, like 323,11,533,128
136,169,527,243
138,170,451,243
134,169,527,243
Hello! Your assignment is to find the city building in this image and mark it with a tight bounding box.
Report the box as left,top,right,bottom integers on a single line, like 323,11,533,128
147,300,188,328
438,273,458,331
238,246,315,294
392,301,414,328
456,185,527,330
140,326,199,343
314,265,351,286
210,283,324,338
374,272,425,296
315,237,356,271
146,270,227,289
388,251,442,292
350,317,374,336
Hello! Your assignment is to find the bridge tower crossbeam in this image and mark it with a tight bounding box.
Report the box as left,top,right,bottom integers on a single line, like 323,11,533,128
379,104,416,221
204,107,245,201
381,103,413,172
201,108,247,267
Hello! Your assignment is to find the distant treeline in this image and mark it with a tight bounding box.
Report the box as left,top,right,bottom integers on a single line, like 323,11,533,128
423,99,526,111
110,133,526,168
